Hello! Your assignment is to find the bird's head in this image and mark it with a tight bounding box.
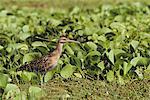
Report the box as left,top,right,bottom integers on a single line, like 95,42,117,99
59,36,80,44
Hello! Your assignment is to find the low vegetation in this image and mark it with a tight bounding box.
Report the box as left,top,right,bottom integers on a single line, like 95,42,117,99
0,0,149,99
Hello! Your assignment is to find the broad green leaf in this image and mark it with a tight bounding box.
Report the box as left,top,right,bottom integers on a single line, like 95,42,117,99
86,42,97,50
6,43,28,52
4,84,21,100
14,91,27,100
21,71,37,81
0,10,8,16
114,15,125,22
97,35,106,42
84,51,100,60
110,22,125,32
84,51,100,64
117,75,124,85
44,70,55,82
70,43,81,51
123,62,132,76
106,70,114,82
31,41,47,48
23,52,41,64
60,64,76,78
0,73,8,88
74,73,82,78
50,19,61,26
141,40,148,47
18,32,31,40
77,51,84,59
138,58,149,66
131,57,140,66
0,65,5,70
16,43,28,51
114,49,126,56
0,45,4,50
97,61,105,71
22,25,29,32
146,64,150,70
101,27,113,34
65,45,74,55
14,54,22,62
29,86,42,94
4,84,20,93
92,33,98,40
116,70,125,85
135,68,143,80
131,57,149,66
114,49,127,59
147,50,150,56
106,50,114,64
6,44,13,53
29,86,44,99
144,64,150,79
70,56,81,67
84,26,98,35
130,40,139,50
70,6,80,15
36,26,45,34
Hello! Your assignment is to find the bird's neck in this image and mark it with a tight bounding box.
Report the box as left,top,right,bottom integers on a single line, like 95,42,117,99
56,42,64,55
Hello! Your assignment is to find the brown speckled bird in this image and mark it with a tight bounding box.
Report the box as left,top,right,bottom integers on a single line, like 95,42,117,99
17,36,80,75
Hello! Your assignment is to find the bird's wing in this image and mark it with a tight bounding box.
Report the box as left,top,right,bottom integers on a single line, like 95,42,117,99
17,51,59,74
33,50,60,73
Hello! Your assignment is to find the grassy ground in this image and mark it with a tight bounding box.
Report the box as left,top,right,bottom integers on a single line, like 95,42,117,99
43,79,150,100
18,78,150,100
1,0,150,99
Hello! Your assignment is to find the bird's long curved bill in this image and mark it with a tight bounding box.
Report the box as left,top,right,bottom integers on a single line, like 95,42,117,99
67,39,80,43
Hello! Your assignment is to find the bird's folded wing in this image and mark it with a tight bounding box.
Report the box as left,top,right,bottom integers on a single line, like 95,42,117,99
16,55,54,74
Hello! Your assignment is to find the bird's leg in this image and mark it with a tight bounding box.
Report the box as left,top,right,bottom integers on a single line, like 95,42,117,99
78,59,85,78
15,73,20,84
14,71,22,85
39,74,44,87
39,73,46,89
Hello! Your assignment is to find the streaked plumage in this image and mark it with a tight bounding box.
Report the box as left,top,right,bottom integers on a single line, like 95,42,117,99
17,36,79,75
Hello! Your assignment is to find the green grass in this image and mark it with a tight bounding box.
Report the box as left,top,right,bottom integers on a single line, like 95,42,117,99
45,79,150,100
18,78,150,100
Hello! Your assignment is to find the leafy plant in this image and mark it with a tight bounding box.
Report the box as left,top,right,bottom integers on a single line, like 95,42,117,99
0,2,150,99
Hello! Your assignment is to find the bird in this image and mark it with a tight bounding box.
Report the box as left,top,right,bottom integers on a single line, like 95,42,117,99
17,36,80,75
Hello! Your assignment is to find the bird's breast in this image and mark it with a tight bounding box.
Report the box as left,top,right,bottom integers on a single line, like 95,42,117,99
45,53,60,70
